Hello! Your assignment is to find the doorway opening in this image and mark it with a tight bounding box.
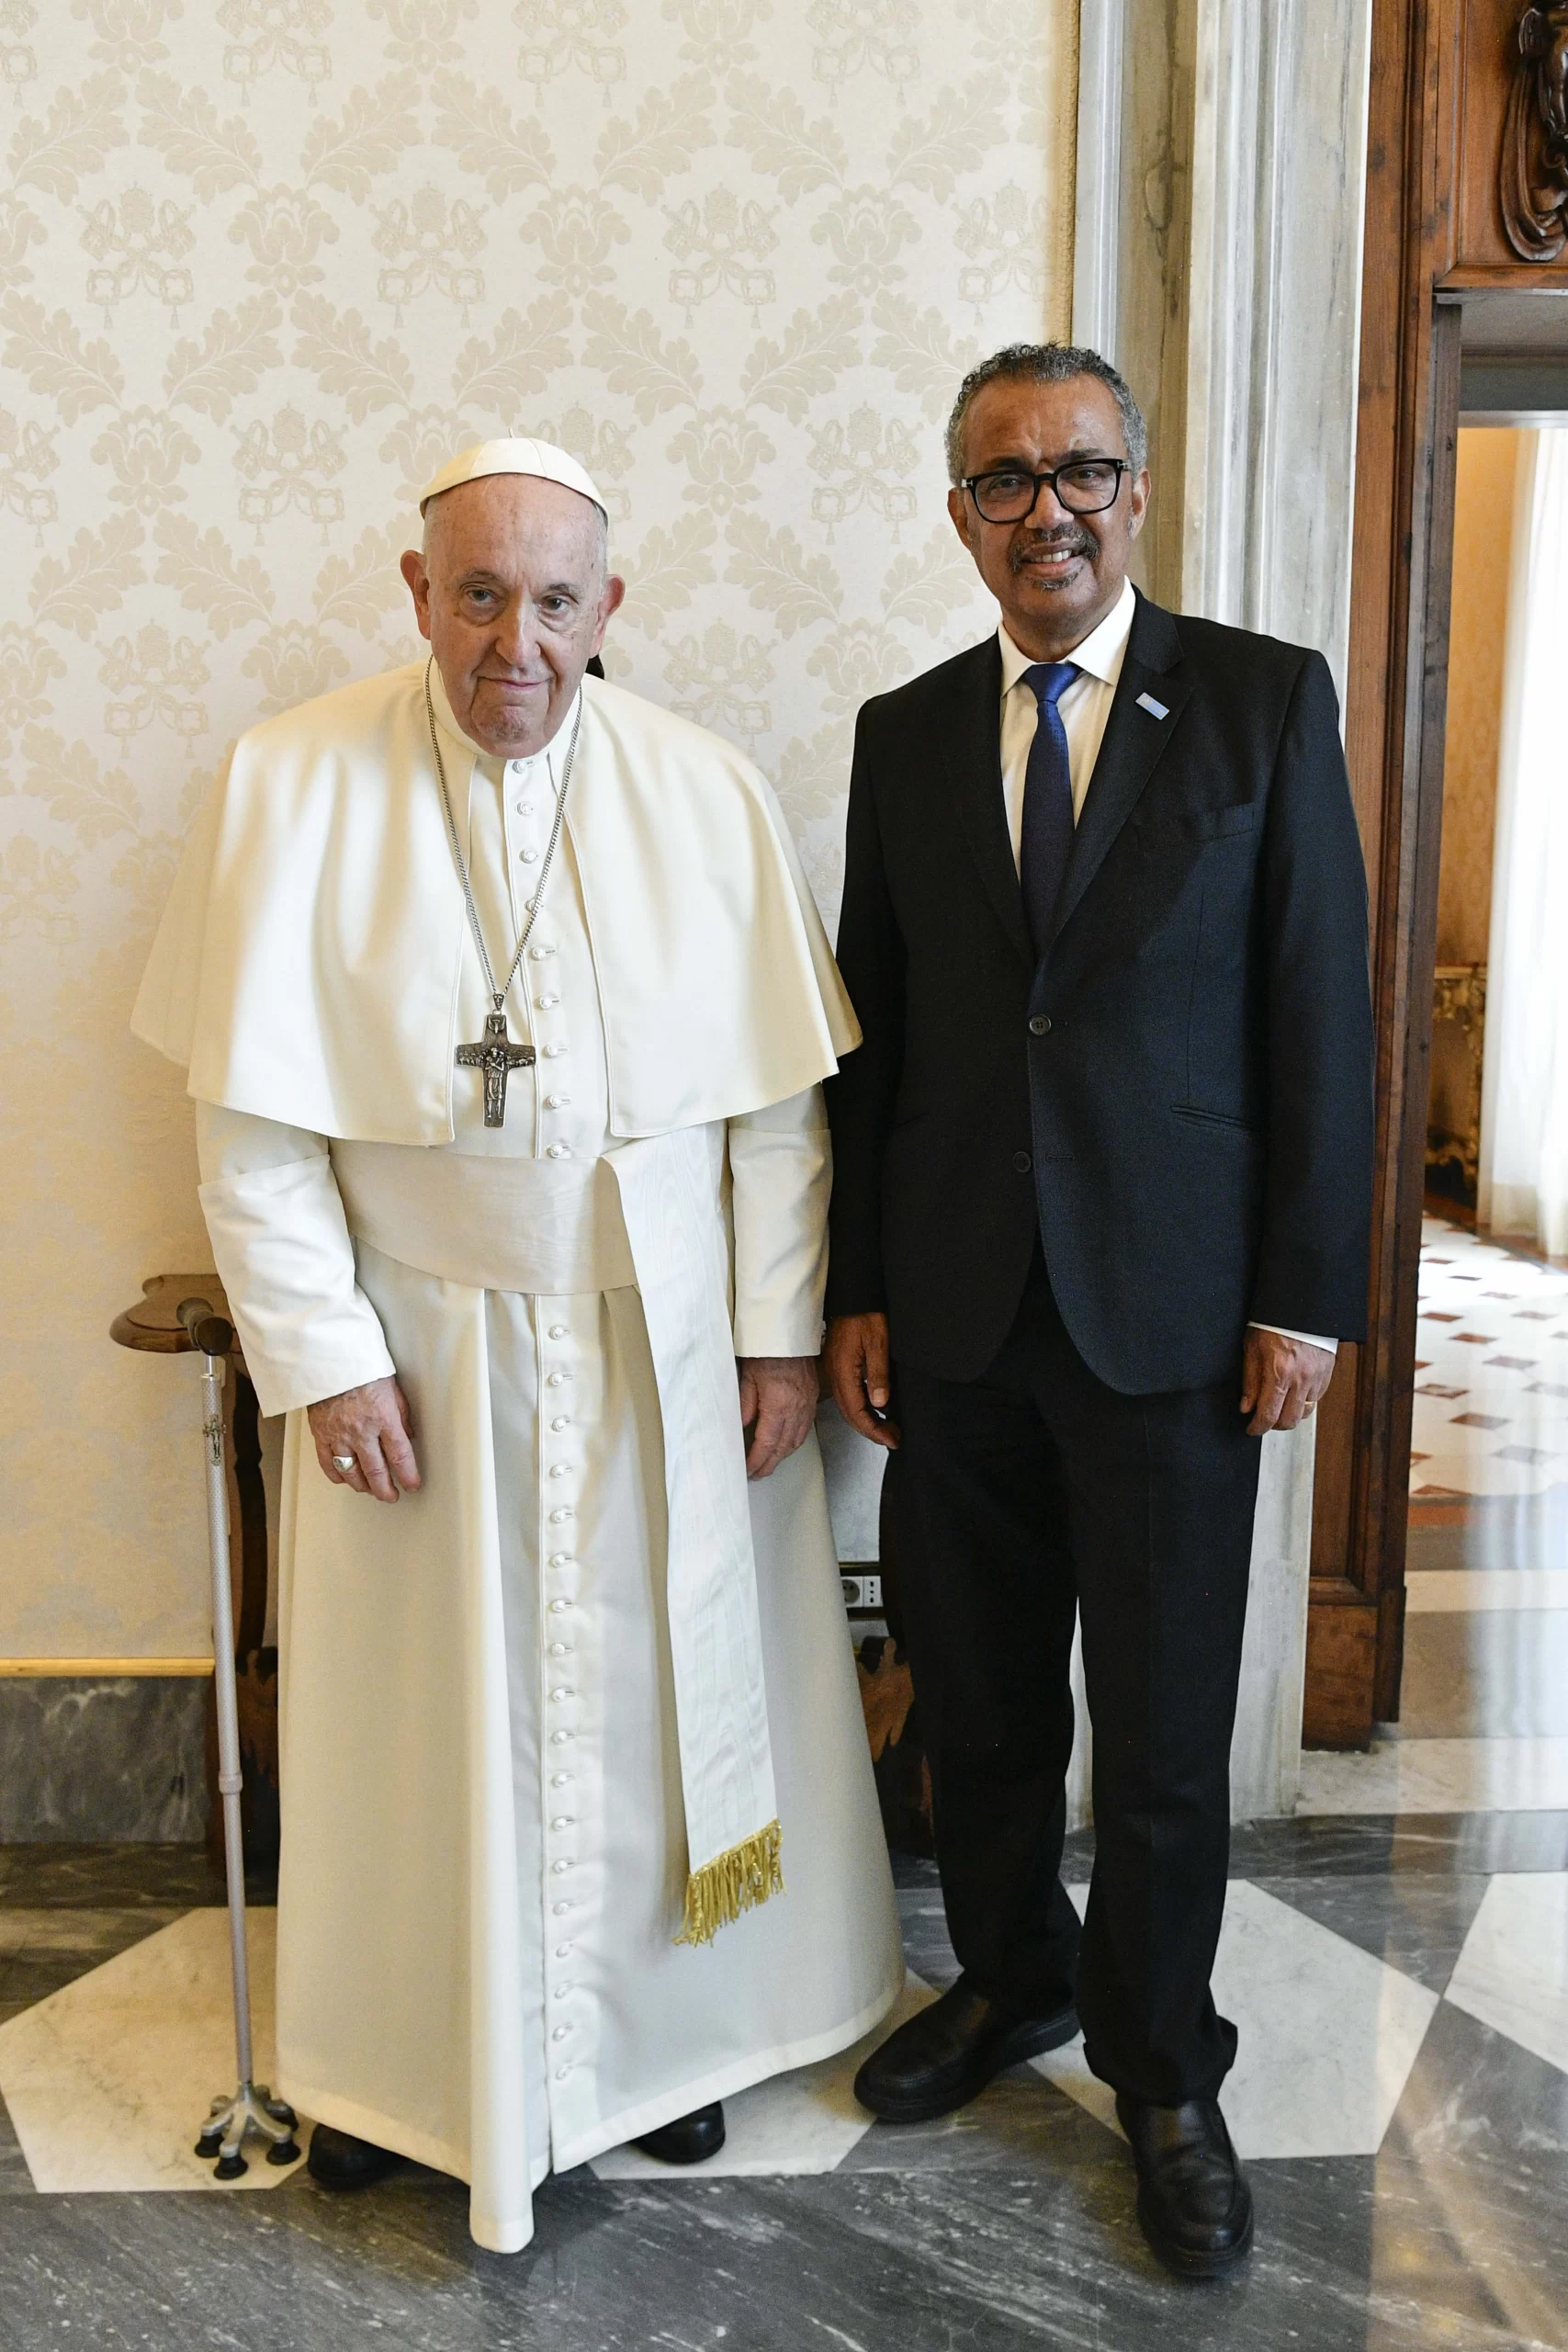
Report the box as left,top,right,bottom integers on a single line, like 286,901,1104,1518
1405,322,1568,1758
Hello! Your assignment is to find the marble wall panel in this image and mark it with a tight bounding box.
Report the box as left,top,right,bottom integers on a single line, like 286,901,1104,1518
1180,0,1372,697
1075,0,1192,605
0,1679,206,1843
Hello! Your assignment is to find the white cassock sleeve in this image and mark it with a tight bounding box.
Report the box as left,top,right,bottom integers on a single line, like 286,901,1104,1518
193,1103,397,1417
727,1085,830,1360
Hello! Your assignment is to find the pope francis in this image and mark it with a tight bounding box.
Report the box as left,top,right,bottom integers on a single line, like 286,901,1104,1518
132,437,902,2252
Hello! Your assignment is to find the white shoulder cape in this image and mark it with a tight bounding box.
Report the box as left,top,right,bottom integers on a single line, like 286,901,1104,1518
132,662,858,1142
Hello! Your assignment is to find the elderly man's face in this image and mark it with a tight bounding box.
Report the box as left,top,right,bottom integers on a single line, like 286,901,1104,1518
947,374,1148,662
400,475,624,759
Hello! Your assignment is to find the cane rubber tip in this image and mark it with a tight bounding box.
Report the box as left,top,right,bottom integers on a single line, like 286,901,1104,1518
195,2136,220,2157
213,2153,248,2180
266,2138,301,2167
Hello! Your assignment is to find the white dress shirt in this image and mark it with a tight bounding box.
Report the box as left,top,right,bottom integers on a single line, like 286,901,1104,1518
998,580,1335,1363
999,576,1136,864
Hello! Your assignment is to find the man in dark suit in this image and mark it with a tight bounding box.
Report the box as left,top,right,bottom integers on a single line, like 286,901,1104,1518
823,344,1373,2277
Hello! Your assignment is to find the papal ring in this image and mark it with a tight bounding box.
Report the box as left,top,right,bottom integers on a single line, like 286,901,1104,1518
331,1453,356,1473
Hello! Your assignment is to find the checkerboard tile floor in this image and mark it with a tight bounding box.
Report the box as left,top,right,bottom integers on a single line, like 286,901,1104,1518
1,1860,1563,2192
1411,1217,1568,1498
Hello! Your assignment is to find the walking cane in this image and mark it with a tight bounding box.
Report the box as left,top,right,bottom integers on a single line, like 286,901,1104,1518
177,1297,301,2180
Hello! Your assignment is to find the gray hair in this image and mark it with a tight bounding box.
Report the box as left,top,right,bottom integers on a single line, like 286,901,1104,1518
945,343,1148,482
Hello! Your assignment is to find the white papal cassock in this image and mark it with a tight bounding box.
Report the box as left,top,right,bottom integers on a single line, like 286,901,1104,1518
133,660,902,2253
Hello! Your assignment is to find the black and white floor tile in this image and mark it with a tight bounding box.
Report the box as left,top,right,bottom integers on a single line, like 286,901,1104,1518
1,1817,1566,2350
1413,1216,1568,1504
2,1226,1564,2346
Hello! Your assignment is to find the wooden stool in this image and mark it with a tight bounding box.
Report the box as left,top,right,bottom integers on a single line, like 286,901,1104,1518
111,1277,279,1864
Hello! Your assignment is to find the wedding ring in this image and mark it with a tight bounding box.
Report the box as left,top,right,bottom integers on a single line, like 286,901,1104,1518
331,1453,356,1473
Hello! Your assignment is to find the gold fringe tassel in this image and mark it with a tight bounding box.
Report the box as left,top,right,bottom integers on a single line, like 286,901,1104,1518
676,1818,784,1947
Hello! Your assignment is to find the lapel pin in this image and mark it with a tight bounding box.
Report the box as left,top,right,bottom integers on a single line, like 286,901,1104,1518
1135,692,1170,721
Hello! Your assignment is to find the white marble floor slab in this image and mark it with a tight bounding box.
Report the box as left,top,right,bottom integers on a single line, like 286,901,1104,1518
1411,1453,1567,1500
1446,1872,1568,2079
0,1907,303,2194
1296,1736,1568,1814
1032,1882,1438,2160
1404,1570,1568,1612
590,1974,936,2181
1410,1399,1568,1444
1412,1219,1568,1497
7,1883,1561,2198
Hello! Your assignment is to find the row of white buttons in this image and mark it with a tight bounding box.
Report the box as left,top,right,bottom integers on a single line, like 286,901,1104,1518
512,690,572,2067
508,768,540,863
522,933,573,1155
502,767,561,1160
542,1307,585,2088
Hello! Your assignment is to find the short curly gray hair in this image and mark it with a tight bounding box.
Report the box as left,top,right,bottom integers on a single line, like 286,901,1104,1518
945,343,1148,482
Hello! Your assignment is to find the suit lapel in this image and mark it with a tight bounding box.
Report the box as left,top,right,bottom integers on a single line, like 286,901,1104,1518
1048,593,1190,949
939,637,1034,970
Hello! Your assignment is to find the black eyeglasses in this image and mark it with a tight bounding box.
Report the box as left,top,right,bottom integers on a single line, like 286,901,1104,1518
962,458,1133,523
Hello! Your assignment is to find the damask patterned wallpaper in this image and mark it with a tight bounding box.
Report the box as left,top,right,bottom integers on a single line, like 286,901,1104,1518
0,0,1077,1657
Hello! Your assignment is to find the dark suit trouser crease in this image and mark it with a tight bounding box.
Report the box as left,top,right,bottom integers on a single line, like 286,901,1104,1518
891,1253,1262,2107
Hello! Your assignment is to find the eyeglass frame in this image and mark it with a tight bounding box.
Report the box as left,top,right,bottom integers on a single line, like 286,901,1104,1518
959,457,1135,523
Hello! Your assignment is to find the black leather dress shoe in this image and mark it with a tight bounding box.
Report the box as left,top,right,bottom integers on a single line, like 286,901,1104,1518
853,1975,1079,2123
306,2124,404,2190
633,2102,726,2165
1115,2093,1254,2277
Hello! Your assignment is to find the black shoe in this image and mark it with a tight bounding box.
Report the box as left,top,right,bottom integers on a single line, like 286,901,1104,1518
853,1975,1079,2123
1115,2093,1254,2278
633,2102,726,2165
306,2124,404,2190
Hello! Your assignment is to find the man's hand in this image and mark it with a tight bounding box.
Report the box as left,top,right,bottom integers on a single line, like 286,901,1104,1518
307,1377,422,1502
737,1356,819,1480
1240,1329,1336,1436
823,1313,898,1451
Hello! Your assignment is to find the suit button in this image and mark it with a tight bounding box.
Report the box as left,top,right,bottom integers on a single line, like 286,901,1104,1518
1029,1014,1052,1035
1013,1151,1032,1173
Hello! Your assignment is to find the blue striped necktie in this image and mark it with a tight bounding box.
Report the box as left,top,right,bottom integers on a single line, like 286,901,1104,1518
1019,661,1079,956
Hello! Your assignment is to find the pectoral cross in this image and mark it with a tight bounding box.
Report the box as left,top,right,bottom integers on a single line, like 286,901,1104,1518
456,1009,535,1128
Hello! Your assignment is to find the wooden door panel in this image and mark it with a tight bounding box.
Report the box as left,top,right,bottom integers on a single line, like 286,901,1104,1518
1306,0,1568,1747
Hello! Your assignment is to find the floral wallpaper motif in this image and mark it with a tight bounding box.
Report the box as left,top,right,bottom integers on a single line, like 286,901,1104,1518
0,0,1076,1657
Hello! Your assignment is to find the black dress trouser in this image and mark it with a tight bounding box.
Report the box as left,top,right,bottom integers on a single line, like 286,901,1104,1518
891,1250,1263,2107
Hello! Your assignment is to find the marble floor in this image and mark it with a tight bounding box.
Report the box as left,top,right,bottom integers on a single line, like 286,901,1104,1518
3,1793,1566,2347
3,1285,1566,2349
1412,1214,1568,1508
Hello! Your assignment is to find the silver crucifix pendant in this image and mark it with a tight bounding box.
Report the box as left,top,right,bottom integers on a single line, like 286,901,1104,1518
455,1009,535,1127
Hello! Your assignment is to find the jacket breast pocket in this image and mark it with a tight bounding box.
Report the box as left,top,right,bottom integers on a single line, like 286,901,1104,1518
1179,804,1262,842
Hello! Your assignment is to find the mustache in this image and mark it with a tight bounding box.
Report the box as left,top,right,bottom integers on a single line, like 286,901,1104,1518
1008,529,1097,572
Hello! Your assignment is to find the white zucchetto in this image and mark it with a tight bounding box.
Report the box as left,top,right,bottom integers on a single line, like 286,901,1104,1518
418,436,606,517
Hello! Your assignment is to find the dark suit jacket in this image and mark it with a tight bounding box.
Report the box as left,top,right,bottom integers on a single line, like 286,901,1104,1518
824,591,1375,1395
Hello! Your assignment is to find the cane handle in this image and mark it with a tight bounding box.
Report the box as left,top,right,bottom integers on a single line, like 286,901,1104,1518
176,1296,234,1358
